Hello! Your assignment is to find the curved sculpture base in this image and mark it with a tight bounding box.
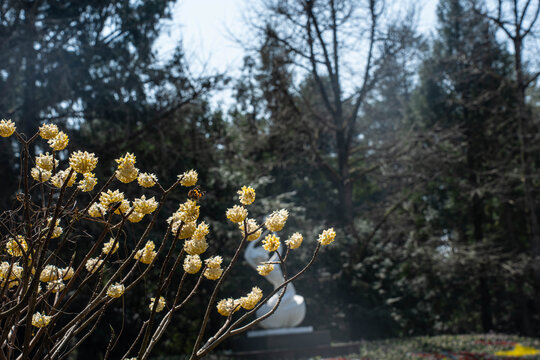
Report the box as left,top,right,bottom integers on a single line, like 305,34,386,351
256,294,306,329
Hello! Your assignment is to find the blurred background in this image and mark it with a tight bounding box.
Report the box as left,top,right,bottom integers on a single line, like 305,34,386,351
1,0,539,358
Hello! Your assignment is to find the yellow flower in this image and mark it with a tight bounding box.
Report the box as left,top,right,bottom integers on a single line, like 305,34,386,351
48,131,69,151
88,203,106,218
46,217,63,239
204,267,223,280
0,119,16,137
35,152,57,171
102,238,119,255
179,169,198,187
237,186,256,205
78,172,97,192
127,211,145,223
133,195,158,215
241,287,263,310
99,189,125,208
107,283,125,298
149,296,166,312
175,221,196,239
216,298,241,316
61,267,74,280
31,167,51,182
192,222,209,241
286,232,303,249
495,344,540,356
183,254,202,274
32,312,52,328
69,151,98,174
318,228,336,246
116,167,139,183
184,239,208,256
257,263,274,276
134,241,157,264
6,235,28,257
116,153,136,169
40,265,60,282
226,205,248,224
39,123,59,140
138,172,157,188
239,218,262,241
262,234,280,252
85,258,103,273
50,169,77,188
47,279,65,293
177,200,200,223
265,209,288,232
205,256,223,269
0,261,23,280
115,153,138,183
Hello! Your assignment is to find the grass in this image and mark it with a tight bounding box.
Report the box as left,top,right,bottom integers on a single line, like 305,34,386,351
317,334,540,360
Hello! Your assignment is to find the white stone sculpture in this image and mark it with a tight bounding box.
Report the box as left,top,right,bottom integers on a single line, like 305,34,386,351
244,235,306,329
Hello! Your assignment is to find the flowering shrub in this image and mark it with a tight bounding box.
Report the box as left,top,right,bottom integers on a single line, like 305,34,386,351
0,120,335,360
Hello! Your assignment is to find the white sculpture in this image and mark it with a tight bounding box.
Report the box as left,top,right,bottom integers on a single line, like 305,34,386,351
244,236,306,329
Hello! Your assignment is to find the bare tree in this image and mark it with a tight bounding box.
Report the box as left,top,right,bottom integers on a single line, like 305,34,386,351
243,0,421,239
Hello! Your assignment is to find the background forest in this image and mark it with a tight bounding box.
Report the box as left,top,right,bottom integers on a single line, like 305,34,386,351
1,0,539,358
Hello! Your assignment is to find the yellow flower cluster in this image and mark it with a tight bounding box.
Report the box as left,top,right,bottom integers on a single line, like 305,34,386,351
62,267,74,280
85,258,103,273
107,283,125,298
183,254,202,274
216,287,263,316
318,228,336,246
257,263,274,276
237,186,256,206
47,279,65,293
134,241,157,264
48,131,69,151
38,265,72,282
285,232,303,249
115,153,138,183
184,237,208,256
39,265,61,282
262,234,280,252
240,287,263,310
39,123,58,139
102,238,119,255
192,222,209,241
0,261,23,288
0,119,15,137
31,167,51,182
216,298,241,317
5,235,28,257
99,189,125,213
69,151,98,174
178,200,200,223
36,152,57,171
138,172,157,188
32,312,52,328
226,205,248,224
176,221,196,239
50,168,77,188
87,203,106,218
133,195,158,215
47,217,63,239
149,296,166,312
0,261,23,280
179,169,198,187
239,218,262,241
78,172,97,192
204,256,223,280
265,209,288,232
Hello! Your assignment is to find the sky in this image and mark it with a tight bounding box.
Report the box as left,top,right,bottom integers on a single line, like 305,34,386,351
155,0,439,106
